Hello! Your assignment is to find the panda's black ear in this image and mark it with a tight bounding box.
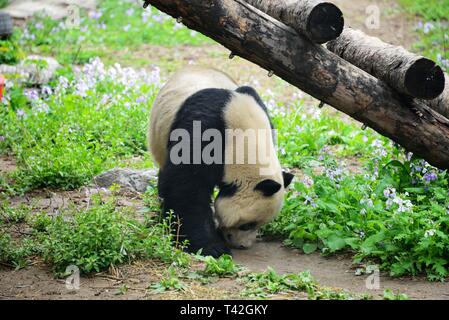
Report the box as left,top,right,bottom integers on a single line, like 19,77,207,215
254,179,282,197
283,172,294,188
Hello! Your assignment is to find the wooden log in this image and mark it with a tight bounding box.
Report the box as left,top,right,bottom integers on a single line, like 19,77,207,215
327,28,445,100
243,0,344,44
142,0,449,170
420,73,449,119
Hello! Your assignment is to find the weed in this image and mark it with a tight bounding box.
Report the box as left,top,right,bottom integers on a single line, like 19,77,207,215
200,254,241,277
38,195,189,274
242,268,354,300
150,266,187,293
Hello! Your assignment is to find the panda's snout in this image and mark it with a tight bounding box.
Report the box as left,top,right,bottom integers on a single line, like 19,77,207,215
224,232,250,249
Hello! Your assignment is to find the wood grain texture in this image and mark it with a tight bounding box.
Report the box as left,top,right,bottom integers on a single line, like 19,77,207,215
144,0,449,169
327,28,445,99
244,0,344,43
420,73,449,119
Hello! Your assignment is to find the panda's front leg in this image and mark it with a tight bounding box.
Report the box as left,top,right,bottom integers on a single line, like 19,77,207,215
172,200,231,258
158,168,231,258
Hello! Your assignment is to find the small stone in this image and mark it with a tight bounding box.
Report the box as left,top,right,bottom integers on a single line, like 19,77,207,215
0,55,60,86
93,168,158,193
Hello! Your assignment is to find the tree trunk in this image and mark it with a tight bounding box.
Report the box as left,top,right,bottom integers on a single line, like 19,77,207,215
327,28,445,100
243,0,344,44
420,73,449,119
143,0,449,170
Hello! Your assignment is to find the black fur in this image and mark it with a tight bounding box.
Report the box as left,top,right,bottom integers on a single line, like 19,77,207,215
218,181,239,197
157,86,273,258
282,172,294,188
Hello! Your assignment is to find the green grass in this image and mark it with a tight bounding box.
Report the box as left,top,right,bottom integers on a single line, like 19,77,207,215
0,59,158,191
241,267,360,299
399,0,449,72
0,187,190,274
17,0,210,66
264,155,449,281
400,0,449,20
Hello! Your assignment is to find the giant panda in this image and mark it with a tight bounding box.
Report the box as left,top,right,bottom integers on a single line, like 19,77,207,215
148,66,294,257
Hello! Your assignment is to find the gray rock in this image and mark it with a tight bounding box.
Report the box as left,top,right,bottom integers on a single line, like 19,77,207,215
0,12,13,38
3,0,96,20
93,168,158,193
0,55,60,85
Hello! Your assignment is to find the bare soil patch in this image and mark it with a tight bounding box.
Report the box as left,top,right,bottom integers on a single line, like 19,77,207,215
234,241,449,300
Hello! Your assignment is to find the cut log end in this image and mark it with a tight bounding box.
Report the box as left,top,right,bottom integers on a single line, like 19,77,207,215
405,58,445,100
306,2,344,44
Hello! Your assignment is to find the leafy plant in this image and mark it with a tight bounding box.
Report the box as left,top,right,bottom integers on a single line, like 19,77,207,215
38,195,189,274
0,233,39,269
242,268,354,300
0,38,23,65
264,155,449,281
150,266,187,293
383,289,409,300
200,254,241,277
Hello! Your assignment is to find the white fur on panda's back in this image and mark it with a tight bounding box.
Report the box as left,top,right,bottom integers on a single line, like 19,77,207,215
148,66,237,167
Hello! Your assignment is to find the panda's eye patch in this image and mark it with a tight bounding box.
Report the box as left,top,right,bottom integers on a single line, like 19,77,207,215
238,222,257,231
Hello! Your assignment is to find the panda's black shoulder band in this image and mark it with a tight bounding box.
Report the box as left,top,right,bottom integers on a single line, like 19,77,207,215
236,86,264,105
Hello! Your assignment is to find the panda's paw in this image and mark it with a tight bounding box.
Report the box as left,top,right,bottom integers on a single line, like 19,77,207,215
203,242,232,258
191,241,232,258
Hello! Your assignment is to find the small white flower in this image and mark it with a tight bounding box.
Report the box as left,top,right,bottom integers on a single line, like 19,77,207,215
424,229,436,238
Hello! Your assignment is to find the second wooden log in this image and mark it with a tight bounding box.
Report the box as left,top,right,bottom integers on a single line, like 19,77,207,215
420,73,449,119
244,0,344,44
327,28,445,100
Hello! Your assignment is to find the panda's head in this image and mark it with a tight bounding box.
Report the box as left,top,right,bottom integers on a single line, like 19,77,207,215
214,172,294,249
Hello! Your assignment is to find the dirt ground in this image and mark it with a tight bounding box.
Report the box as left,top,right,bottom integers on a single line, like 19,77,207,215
2,0,446,301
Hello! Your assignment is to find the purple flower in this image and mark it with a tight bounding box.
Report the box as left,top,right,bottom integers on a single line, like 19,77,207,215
302,176,314,188
304,195,317,207
89,11,103,20
123,24,131,32
325,166,344,182
41,86,52,96
25,89,39,101
423,172,438,183
436,53,449,69
126,8,135,16
142,11,151,23
423,22,434,34
35,22,44,30
16,109,26,118
383,187,396,199
0,136,5,142
136,96,147,104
